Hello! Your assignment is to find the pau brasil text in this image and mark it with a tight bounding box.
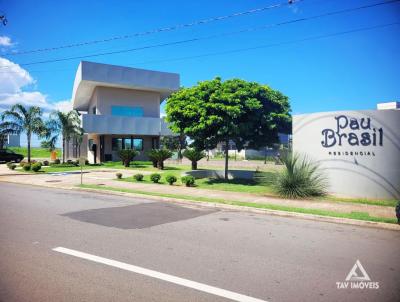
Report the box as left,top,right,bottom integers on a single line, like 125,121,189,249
321,115,383,148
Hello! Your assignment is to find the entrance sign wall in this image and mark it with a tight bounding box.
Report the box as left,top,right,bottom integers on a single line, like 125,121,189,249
293,110,400,199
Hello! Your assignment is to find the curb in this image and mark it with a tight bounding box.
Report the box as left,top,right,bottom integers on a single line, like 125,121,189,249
1,179,399,231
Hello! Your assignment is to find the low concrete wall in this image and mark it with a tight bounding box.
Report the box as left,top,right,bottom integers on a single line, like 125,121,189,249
183,170,255,180
293,109,400,199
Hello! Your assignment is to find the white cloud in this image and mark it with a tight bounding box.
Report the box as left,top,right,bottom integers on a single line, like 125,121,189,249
0,36,13,47
0,57,71,113
53,100,73,113
0,57,33,94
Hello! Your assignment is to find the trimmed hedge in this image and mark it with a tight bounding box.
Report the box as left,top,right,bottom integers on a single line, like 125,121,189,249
31,162,42,172
133,174,144,181
181,175,195,187
165,174,177,185
150,173,161,183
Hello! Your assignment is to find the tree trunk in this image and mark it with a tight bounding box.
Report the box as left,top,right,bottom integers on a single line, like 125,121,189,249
191,160,197,170
66,139,70,161
62,137,65,163
177,148,182,163
27,132,31,163
264,146,267,164
224,138,229,180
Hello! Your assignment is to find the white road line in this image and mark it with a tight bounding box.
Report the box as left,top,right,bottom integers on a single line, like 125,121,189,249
53,247,268,302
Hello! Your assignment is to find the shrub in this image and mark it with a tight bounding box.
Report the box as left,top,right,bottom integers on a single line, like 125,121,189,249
181,175,195,187
147,149,173,170
85,159,89,165
165,174,177,185
31,162,42,172
183,148,205,170
53,159,61,164
23,163,31,171
116,172,123,179
118,149,139,167
274,153,328,199
150,173,161,183
8,163,16,170
19,160,27,167
133,173,144,181
43,160,49,166
6,162,12,168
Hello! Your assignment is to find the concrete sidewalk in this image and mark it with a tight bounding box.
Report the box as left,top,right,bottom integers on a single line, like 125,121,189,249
0,164,395,220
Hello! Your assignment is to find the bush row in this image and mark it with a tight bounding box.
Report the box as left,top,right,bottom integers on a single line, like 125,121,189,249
115,173,196,187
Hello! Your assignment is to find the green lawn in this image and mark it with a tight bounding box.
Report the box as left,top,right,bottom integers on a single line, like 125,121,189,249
79,184,398,225
8,147,61,158
15,158,396,207
114,163,396,206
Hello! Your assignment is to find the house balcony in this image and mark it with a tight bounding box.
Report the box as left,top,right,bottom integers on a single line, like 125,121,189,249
82,114,174,136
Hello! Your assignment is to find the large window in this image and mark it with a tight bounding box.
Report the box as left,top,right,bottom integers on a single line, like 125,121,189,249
112,138,123,151
124,138,132,150
112,137,143,151
111,106,144,117
133,138,143,151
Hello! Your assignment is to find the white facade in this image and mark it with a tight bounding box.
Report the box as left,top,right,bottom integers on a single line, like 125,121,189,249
71,61,180,162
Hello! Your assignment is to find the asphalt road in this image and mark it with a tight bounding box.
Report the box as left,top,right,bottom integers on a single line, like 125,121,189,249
0,182,399,302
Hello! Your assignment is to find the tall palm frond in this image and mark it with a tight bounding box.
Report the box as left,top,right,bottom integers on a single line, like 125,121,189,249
1,104,46,162
46,110,82,163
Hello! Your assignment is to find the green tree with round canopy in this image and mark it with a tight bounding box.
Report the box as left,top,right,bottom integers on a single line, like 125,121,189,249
166,77,291,179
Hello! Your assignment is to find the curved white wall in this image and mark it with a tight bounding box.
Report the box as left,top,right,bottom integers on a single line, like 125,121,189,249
293,110,400,199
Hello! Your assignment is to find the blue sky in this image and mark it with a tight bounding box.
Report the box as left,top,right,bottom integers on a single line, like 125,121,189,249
0,0,399,146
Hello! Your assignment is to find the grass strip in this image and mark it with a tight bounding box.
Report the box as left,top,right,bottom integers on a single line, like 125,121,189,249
324,196,397,207
78,184,397,224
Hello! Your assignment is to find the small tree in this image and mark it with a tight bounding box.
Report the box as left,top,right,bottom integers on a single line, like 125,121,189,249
183,148,205,170
147,150,158,168
147,149,172,170
118,149,138,167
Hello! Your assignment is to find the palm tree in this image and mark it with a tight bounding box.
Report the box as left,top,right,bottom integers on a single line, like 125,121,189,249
1,104,46,162
46,110,82,163
183,148,205,170
147,149,173,170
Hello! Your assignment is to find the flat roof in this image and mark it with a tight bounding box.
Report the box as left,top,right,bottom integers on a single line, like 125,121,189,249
72,61,180,111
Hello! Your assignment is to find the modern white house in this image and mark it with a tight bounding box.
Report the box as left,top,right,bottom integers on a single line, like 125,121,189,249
71,61,180,163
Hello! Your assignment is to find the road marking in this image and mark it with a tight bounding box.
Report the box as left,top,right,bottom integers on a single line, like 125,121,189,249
53,247,268,302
